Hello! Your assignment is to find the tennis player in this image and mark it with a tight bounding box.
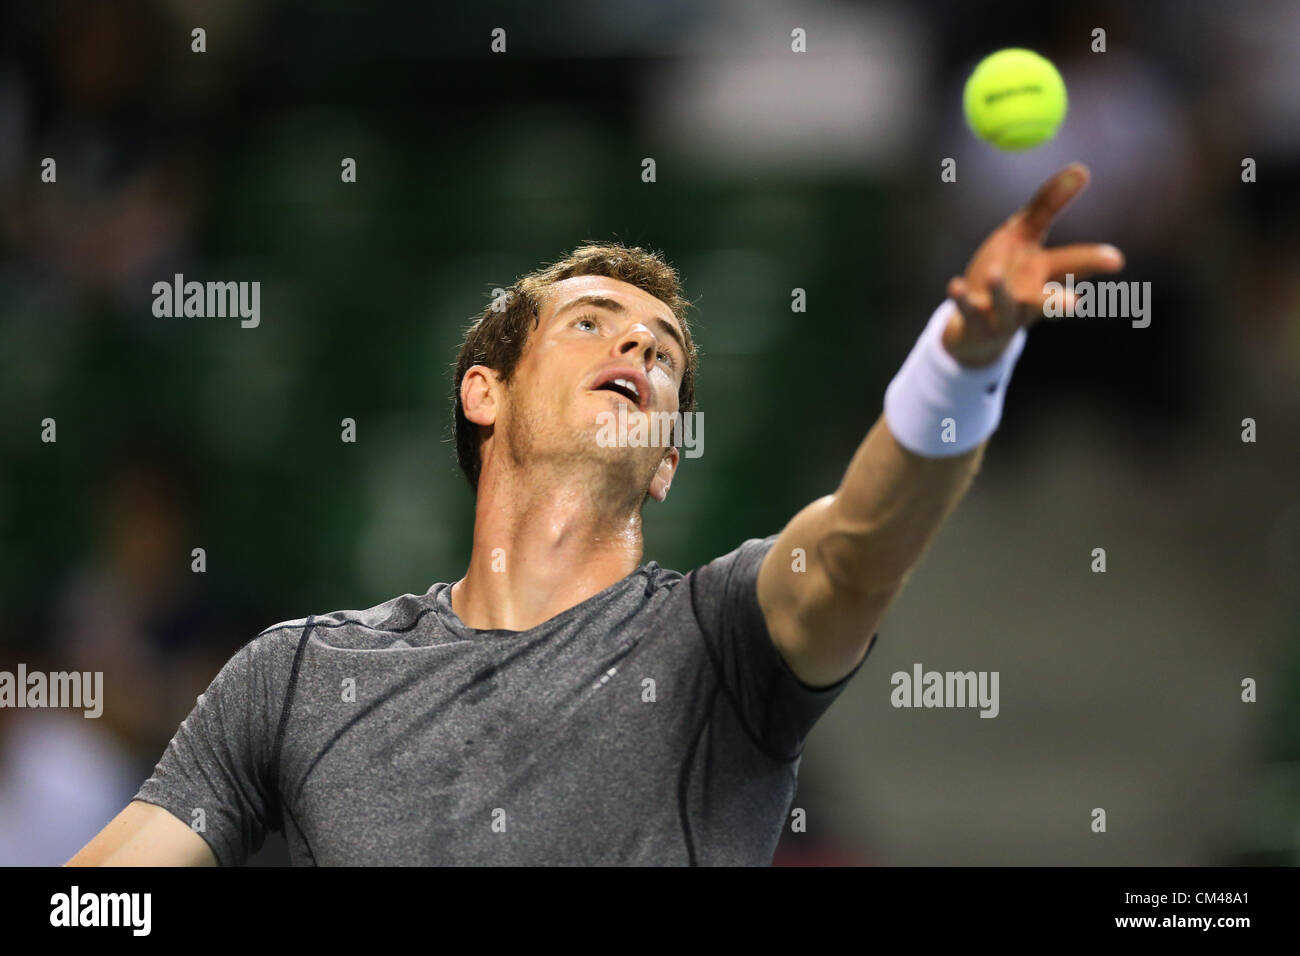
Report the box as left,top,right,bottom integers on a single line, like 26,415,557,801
67,163,1122,866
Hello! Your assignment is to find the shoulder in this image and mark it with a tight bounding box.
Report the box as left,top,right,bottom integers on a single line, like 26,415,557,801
643,535,781,630
685,534,782,590
255,588,443,651
649,535,781,590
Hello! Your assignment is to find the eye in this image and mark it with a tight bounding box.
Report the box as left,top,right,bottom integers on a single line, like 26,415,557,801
575,313,599,332
656,349,676,369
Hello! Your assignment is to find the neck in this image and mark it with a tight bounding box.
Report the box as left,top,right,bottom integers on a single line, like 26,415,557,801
451,460,646,631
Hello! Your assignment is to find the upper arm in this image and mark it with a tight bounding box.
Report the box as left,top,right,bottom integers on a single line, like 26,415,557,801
757,494,900,689
690,535,865,759
65,800,217,867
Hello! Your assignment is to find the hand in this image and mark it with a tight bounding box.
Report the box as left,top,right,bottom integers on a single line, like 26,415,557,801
941,162,1126,367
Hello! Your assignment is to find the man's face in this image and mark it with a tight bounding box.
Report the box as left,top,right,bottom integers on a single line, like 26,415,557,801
466,275,687,504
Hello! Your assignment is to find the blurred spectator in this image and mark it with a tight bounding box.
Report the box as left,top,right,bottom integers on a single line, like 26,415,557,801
0,437,238,865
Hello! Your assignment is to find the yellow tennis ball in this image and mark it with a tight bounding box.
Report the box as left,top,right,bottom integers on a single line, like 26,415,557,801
963,48,1068,151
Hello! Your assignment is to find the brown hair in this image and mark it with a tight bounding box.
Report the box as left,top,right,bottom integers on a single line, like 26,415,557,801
451,242,698,493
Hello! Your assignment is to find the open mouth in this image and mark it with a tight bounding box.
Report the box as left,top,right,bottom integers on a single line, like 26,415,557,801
588,366,651,412
593,377,642,406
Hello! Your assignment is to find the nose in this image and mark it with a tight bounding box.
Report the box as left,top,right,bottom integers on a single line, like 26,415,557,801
615,325,658,371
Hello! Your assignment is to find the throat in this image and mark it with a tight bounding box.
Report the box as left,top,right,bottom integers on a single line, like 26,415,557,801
454,538,642,632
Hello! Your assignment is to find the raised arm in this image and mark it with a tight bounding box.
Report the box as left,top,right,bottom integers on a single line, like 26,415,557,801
757,163,1125,688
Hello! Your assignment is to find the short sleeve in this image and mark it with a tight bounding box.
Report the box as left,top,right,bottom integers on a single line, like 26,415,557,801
688,534,874,761
132,630,292,866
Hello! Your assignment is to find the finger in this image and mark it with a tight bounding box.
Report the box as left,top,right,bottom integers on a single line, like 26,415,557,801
947,276,966,310
1016,162,1090,241
981,263,1006,319
966,287,992,314
948,276,990,331
962,275,993,313
989,273,1027,332
1042,243,1125,281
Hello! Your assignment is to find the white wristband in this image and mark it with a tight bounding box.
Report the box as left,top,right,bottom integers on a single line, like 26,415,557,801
883,298,1028,457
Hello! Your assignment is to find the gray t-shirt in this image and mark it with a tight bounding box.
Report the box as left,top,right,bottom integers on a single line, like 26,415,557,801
134,534,873,865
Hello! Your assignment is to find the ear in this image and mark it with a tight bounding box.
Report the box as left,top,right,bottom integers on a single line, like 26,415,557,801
647,446,680,503
460,365,500,427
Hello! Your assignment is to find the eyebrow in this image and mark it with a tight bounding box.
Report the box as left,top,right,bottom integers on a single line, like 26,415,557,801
554,293,688,363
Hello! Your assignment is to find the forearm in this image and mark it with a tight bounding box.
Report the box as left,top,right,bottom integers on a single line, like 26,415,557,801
815,295,1024,594
819,415,985,593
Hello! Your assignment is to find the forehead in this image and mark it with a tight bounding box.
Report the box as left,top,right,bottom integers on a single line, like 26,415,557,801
541,275,678,330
